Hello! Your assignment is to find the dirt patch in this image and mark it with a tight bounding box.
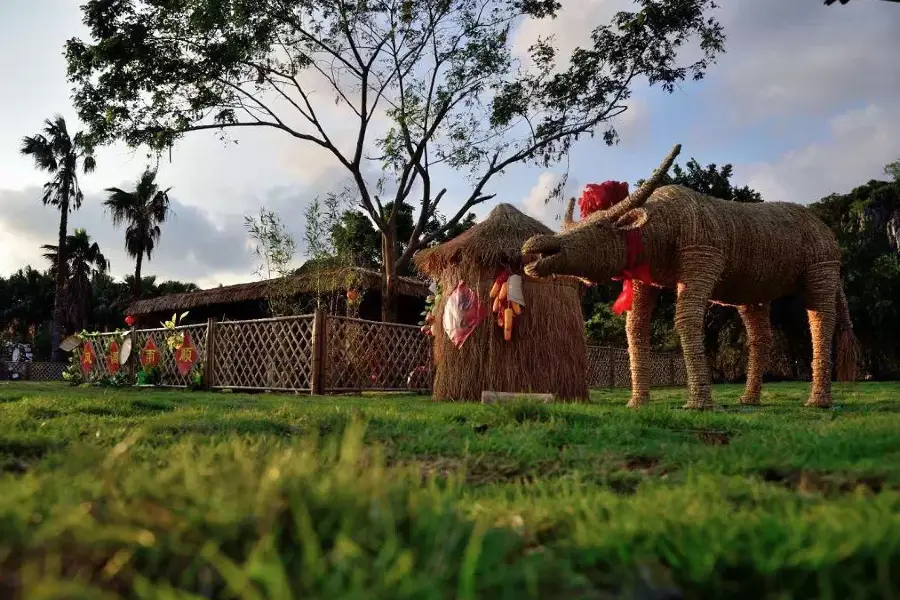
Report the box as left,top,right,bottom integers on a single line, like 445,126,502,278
1,458,30,475
760,468,888,495
129,399,176,413
624,456,660,472
75,406,117,417
26,407,61,420
670,428,733,445
0,438,61,460
414,456,556,486
608,456,675,494
692,430,732,445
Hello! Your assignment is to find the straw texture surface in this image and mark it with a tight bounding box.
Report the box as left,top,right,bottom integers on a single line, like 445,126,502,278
522,145,859,409
415,204,588,402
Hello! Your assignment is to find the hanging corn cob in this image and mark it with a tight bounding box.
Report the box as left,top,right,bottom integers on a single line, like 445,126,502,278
419,282,442,337
489,270,525,341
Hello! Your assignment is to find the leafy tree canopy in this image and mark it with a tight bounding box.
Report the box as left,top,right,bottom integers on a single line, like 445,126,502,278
331,201,476,273
636,157,762,202
67,0,725,285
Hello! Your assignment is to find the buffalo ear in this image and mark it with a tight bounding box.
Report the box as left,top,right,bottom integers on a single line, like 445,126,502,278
614,208,648,231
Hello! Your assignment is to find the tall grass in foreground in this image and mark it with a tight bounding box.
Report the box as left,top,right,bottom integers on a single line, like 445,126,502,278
2,386,900,598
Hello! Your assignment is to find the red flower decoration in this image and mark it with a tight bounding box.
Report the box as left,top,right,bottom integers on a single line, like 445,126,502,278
125,315,136,327
578,181,629,219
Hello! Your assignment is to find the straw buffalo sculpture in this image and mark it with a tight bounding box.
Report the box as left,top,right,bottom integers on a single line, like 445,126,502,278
523,144,859,410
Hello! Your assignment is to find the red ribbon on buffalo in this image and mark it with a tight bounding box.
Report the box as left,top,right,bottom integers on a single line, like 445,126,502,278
578,181,651,314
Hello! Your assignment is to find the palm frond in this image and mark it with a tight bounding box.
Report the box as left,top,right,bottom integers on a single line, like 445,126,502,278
20,135,58,172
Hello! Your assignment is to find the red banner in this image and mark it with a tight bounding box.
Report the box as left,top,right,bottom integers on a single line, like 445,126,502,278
80,341,96,374
175,332,198,376
140,337,160,368
107,340,120,374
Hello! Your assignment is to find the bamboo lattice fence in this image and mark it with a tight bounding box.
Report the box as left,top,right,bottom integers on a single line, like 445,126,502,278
41,315,687,392
324,315,431,392
134,324,210,387
212,316,314,391
585,346,686,388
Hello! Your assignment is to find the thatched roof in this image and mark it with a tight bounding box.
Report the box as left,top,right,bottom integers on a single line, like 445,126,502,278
125,267,428,316
414,203,556,275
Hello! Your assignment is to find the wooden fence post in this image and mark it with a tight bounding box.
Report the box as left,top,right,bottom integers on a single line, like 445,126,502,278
311,309,326,395
204,318,217,389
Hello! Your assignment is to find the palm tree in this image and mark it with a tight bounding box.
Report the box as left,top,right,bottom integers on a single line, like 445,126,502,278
104,168,171,298
20,115,97,361
42,228,109,331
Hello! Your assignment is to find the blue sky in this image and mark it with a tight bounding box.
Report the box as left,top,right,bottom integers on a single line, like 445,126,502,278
1,0,899,287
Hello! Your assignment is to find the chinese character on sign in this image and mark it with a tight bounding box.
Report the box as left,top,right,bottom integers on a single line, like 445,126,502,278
81,341,95,374
175,332,198,376
107,340,120,374
140,338,160,368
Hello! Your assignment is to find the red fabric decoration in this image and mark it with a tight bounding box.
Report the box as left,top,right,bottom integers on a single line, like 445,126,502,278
578,181,629,218
107,340,121,374
611,229,653,315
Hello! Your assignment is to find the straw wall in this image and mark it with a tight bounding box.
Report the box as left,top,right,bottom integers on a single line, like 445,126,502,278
432,264,588,402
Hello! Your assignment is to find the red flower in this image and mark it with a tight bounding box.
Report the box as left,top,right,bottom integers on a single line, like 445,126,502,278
578,181,629,219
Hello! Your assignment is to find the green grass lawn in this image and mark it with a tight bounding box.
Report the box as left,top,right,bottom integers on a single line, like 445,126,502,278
2,381,900,599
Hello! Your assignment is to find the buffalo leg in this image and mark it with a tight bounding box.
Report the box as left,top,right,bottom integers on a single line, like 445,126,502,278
675,248,724,410
626,281,659,408
738,303,773,405
804,261,840,408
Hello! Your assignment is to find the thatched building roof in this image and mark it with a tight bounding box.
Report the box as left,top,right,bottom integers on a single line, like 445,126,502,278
415,203,554,274
415,203,583,291
125,266,428,316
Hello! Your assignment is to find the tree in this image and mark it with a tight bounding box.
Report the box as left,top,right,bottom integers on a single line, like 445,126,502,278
636,158,762,202
67,0,725,320
0,267,55,337
330,201,477,274
884,158,900,183
809,171,900,378
42,228,110,331
245,207,301,316
155,280,200,295
20,115,96,360
103,168,172,298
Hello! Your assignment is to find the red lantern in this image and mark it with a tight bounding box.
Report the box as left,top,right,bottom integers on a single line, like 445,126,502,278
347,289,359,302
125,315,136,327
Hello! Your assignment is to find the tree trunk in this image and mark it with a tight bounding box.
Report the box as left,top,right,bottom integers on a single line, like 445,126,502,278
380,224,399,323
133,252,143,299
50,195,69,362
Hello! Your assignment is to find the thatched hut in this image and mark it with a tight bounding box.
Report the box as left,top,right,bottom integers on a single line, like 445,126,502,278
125,265,428,327
414,203,588,402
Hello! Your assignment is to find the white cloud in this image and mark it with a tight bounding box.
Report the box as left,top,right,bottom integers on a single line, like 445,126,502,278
512,0,633,68
0,187,288,285
736,104,900,203
714,0,900,122
521,172,582,226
